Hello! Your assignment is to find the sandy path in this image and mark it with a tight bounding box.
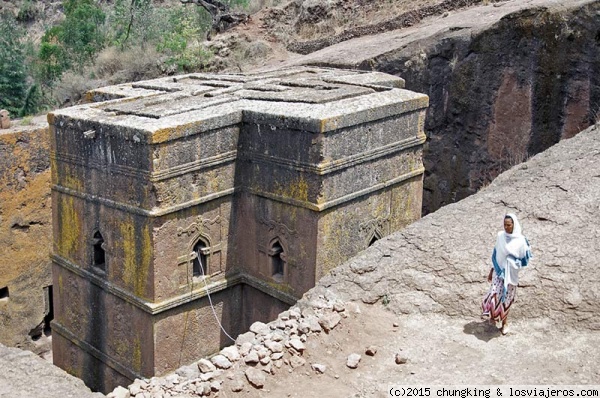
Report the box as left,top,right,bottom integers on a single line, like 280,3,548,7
237,303,600,398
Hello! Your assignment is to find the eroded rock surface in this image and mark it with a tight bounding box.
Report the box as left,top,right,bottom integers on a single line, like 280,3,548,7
314,123,600,330
0,116,52,356
281,0,600,214
0,343,103,398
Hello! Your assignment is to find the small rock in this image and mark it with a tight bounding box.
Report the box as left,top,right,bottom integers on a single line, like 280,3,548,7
301,307,316,318
236,331,256,346
273,320,286,330
289,308,301,319
393,322,399,328
290,355,306,368
221,346,241,362
262,362,274,374
319,312,341,332
271,332,284,342
240,341,253,356
166,374,180,384
311,363,327,374
289,338,305,352
333,302,346,312
200,371,214,382
260,355,271,365
250,322,269,335
113,386,131,398
307,317,322,333
244,350,260,364
210,380,222,392
395,353,408,364
279,311,290,321
196,382,211,395
265,340,284,353
176,364,200,380
257,347,270,359
211,354,233,369
129,384,142,396
230,378,245,392
297,321,310,335
365,346,378,356
347,353,361,369
245,367,266,388
271,352,284,360
197,358,216,373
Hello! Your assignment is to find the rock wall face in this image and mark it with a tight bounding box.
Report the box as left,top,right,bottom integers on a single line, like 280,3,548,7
0,117,53,356
0,343,103,398
285,0,600,215
371,1,600,214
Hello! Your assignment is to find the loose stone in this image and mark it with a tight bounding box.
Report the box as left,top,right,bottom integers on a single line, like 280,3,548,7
245,368,266,388
250,322,269,335
230,378,245,392
211,354,232,369
236,331,256,346
289,338,305,352
113,386,131,398
311,363,327,374
319,312,341,332
244,350,259,364
395,354,408,364
221,346,241,362
365,346,378,356
347,353,361,369
197,359,216,373
239,342,253,356
290,355,306,368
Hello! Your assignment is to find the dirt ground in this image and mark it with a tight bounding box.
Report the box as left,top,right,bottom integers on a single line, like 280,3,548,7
231,302,600,398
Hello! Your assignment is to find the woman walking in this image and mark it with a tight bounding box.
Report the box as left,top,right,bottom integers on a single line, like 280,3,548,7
482,213,532,335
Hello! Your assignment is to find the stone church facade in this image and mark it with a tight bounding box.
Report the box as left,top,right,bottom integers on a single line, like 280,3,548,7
49,67,428,392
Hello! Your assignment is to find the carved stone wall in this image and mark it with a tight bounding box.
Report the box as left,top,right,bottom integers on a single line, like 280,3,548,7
49,66,428,392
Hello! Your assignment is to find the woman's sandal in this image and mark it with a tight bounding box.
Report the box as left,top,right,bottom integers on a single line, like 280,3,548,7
501,323,509,335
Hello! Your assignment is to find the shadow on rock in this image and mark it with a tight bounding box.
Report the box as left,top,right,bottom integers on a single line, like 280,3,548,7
463,320,502,342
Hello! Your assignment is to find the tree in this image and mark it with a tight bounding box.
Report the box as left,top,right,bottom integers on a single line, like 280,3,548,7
61,0,107,65
181,0,249,40
0,13,28,117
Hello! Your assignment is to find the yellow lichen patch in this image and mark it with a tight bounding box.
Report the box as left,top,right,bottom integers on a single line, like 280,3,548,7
62,171,83,191
320,117,340,132
0,170,52,285
275,175,309,202
119,217,152,298
133,336,142,371
58,195,81,260
152,121,204,144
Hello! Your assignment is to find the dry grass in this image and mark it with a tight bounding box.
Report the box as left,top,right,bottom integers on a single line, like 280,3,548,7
244,0,288,14
95,46,163,83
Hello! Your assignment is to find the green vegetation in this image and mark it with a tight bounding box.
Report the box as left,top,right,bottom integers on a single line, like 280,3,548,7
0,13,41,117
0,0,253,119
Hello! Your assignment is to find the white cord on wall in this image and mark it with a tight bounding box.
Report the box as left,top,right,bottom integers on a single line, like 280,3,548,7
197,249,236,343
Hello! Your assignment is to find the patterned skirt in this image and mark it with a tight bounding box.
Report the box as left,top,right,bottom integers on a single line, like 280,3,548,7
481,273,516,322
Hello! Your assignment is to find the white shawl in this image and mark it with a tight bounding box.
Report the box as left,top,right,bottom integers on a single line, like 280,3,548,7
492,213,532,299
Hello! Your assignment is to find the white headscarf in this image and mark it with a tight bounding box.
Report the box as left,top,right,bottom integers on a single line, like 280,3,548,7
492,213,532,298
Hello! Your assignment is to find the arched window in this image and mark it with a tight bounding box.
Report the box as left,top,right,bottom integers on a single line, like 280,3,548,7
368,230,382,247
92,231,106,272
192,239,210,278
269,241,284,282
369,235,379,247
